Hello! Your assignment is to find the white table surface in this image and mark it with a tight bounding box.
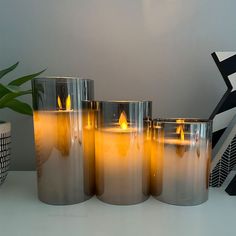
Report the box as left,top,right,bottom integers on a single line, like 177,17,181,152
0,171,235,236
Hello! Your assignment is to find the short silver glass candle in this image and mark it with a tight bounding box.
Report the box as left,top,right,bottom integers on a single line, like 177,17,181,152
95,101,152,205
151,118,212,206
32,77,95,205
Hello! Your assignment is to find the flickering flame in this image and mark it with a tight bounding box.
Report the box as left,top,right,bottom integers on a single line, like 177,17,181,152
87,113,92,129
66,95,71,110
119,111,128,130
176,119,185,141
57,96,63,110
57,95,72,111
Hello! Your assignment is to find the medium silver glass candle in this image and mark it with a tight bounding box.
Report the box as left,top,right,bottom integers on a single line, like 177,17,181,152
95,101,152,205
151,118,212,206
32,77,95,205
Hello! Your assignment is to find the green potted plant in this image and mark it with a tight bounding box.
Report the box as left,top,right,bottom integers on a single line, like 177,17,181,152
0,62,45,185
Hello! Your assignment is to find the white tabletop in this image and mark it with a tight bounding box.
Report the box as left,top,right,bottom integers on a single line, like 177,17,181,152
0,171,235,236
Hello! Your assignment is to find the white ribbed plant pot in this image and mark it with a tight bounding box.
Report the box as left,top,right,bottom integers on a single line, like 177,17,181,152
0,122,11,185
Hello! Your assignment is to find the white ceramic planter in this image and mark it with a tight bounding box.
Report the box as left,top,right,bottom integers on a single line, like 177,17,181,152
0,122,11,185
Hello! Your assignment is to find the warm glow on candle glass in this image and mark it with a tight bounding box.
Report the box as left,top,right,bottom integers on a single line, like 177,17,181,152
86,112,92,129
57,96,63,110
119,111,128,130
176,119,185,141
57,95,72,111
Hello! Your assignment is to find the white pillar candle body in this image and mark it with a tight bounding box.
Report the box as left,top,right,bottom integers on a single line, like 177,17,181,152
95,127,150,205
33,110,95,204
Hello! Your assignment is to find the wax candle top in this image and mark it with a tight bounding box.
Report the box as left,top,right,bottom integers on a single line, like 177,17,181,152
159,138,192,146
100,126,138,133
153,118,211,124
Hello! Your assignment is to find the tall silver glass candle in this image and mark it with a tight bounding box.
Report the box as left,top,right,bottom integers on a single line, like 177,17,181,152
95,101,152,205
151,119,212,206
32,77,95,205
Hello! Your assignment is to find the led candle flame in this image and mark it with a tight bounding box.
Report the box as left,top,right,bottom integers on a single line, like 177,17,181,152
55,95,72,156
119,111,128,130
66,95,71,110
176,119,185,141
87,113,91,128
57,96,63,110
175,119,186,157
57,95,72,111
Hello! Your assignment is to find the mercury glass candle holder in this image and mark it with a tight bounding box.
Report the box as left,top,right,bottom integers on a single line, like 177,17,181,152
32,77,95,205
95,101,152,205
151,118,212,206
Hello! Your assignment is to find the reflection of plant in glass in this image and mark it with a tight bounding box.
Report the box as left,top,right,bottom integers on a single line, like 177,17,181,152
0,62,45,115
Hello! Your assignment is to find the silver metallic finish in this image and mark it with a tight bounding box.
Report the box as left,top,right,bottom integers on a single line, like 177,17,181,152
95,101,152,205
32,77,95,205
151,118,212,206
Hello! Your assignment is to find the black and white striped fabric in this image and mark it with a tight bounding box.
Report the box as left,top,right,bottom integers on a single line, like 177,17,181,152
210,52,236,187
0,123,11,185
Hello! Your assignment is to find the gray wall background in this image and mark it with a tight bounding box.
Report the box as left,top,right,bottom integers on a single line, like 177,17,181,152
0,0,235,170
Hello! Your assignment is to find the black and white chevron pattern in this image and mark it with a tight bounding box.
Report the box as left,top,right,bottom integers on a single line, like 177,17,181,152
0,129,11,185
210,135,236,187
210,52,236,187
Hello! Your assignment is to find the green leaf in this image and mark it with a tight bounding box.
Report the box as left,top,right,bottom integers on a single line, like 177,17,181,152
0,84,22,93
8,69,46,86
0,90,32,108
6,85,27,92
0,84,30,99
0,62,19,79
0,84,12,98
0,84,22,99
5,99,33,116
